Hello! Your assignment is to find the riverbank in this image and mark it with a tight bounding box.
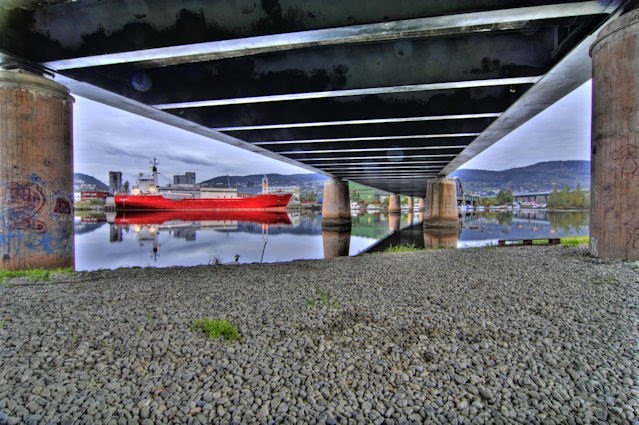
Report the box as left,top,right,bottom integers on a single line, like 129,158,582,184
1,247,637,424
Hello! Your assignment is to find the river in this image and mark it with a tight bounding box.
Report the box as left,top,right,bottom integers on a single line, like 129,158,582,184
74,209,589,271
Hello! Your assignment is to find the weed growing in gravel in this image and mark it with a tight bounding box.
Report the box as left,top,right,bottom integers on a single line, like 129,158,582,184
0,320,4,329
561,236,589,247
192,318,239,342
592,274,618,285
384,244,422,253
306,289,339,308
0,267,73,283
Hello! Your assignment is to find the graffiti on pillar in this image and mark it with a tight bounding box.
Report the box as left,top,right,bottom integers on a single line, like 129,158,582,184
611,144,639,176
4,181,47,233
54,197,71,214
624,213,639,249
590,236,599,257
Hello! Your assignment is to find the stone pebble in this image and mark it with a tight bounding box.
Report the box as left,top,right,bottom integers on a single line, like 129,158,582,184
0,246,637,423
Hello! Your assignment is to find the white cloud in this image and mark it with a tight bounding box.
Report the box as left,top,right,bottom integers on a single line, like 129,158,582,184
73,96,311,183
459,80,591,171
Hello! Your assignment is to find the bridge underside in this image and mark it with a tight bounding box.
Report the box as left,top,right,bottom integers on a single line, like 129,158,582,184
0,0,631,196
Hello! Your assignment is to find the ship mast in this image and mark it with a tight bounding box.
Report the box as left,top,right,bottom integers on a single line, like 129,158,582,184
150,157,159,186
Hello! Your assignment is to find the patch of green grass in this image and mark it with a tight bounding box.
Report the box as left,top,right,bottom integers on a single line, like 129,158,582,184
561,236,589,247
191,318,239,342
0,267,73,283
306,289,339,308
384,244,422,253
0,320,4,329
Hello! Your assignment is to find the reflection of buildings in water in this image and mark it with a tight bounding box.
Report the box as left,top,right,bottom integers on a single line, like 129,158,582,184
109,224,123,242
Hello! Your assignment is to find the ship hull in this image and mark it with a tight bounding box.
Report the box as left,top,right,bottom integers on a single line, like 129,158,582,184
115,193,292,211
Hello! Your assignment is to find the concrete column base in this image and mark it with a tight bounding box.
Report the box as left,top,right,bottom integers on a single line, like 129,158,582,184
321,178,351,230
423,178,460,228
0,70,75,270
590,9,639,260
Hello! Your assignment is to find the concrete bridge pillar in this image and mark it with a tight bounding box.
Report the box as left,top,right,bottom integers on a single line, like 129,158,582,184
321,178,351,229
423,178,460,229
417,198,426,211
407,197,414,211
388,194,401,213
590,10,639,260
0,70,75,270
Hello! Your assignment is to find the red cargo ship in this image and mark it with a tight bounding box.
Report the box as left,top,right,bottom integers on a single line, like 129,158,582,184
114,159,292,211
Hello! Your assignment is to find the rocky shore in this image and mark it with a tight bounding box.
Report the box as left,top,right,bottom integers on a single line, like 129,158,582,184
0,246,637,424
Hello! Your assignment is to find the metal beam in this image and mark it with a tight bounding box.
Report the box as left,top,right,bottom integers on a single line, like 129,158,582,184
442,7,623,175
45,73,329,177
43,2,613,71
307,160,450,167
279,146,466,155
215,113,502,131
253,134,479,146
153,76,540,109
299,154,457,161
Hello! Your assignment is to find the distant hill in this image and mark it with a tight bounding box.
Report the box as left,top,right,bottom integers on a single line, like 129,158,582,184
451,161,590,193
74,173,109,191
199,173,328,187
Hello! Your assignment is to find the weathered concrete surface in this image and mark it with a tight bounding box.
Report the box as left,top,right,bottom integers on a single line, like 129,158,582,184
590,9,639,261
388,194,401,214
0,70,74,270
0,247,637,423
321,179,351,229
423,178,460,228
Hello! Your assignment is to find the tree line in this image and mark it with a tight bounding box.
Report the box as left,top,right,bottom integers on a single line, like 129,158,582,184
547,185,589,209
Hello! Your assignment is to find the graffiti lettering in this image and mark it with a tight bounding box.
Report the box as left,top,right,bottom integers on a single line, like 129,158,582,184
4,182,47,233
623,213,639,249
611,144,639,176
590,236,599,257
54,197,71,214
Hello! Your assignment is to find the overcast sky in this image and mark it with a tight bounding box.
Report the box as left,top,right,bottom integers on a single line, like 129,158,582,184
73,80,591,184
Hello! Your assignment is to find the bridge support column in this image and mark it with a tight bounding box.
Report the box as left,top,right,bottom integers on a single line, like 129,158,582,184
388,194,401,213
321,178,351,229
423,178,459,229
0,70,75,270
590,10,639,260
417,198,426,212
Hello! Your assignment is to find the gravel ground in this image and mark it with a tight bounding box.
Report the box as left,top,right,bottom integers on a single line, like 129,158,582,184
0,246,637,424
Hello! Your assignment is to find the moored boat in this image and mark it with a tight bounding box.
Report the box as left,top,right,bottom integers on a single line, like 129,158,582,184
114,159,292,211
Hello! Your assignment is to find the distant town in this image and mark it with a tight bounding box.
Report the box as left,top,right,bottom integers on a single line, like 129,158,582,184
73,160,591,211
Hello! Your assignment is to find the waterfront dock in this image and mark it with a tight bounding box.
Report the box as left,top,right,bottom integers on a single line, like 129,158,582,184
0,246,637,424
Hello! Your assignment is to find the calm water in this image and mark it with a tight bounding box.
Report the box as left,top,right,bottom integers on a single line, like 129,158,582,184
74,209,589,271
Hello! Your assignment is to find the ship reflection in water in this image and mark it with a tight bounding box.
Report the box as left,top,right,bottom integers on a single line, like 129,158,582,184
74,210,589,271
